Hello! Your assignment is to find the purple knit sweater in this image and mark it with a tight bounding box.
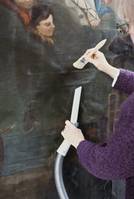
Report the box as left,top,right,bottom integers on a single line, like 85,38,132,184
77,69,134,199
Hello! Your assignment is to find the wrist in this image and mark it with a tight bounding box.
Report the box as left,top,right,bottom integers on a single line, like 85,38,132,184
100,63,111,72
74,138,85,149
101,64,119,79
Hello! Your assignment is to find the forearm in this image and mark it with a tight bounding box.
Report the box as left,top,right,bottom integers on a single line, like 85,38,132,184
100,63,120,80
100,61,134,94
77,136,133,180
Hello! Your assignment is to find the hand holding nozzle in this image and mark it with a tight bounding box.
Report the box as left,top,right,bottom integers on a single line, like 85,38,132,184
57,86,82,156
73,39,107,69
61,120,85,149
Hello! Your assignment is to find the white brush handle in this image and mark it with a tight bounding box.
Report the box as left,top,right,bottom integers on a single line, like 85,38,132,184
57,140,71,156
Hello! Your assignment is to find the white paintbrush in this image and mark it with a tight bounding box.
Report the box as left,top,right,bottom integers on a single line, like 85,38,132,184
73,39,107,69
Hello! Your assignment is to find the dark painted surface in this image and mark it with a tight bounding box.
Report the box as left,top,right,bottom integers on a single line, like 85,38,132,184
0,1,129,198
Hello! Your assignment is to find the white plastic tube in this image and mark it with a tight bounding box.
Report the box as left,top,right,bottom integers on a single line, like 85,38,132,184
57,86,82,156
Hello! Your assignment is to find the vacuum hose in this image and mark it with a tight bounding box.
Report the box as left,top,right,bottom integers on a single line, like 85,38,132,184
54,153,69,199
54,87,82,199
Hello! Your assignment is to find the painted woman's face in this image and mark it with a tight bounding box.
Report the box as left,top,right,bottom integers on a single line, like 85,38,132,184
14,0,35,9
36,14,55,38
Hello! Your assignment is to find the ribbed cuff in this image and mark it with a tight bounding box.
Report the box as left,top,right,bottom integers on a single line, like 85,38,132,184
112,69,120,87
113,68,134,94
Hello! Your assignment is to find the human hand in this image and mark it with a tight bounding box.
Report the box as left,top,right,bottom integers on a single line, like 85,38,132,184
84,50,110,72
61,120,85,148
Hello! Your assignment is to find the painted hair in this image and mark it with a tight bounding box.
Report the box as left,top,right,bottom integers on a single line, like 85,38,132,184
31,5,53,28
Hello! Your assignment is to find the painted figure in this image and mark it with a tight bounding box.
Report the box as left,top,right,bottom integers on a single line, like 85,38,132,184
64,0,113,28
30,5,55,44
64,0,101,27
0,0,37,27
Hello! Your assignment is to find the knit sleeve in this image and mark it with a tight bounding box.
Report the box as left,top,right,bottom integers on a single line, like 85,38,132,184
113,69,134,95
77,127,134,180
